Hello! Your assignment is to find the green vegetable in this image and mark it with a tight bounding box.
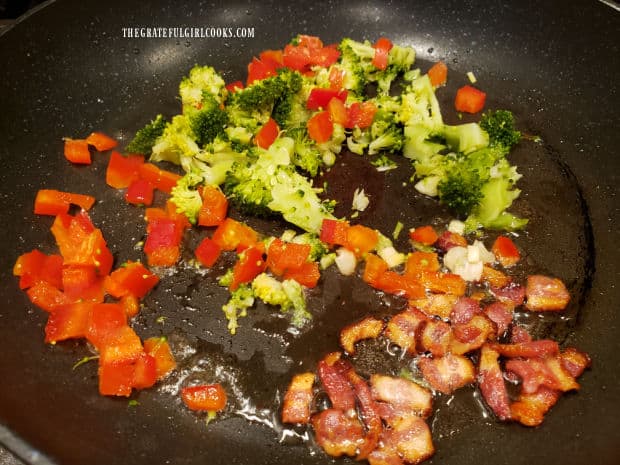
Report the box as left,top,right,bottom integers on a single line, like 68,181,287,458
169,172,204,224
480,109,521,149
221,284,255,335
125,114,167,155
186,97,229,147
179,65,228,109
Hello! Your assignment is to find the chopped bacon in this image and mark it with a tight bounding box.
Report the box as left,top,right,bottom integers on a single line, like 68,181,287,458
483,301,514,337
418,319,452,357
525,275,571,311
340,316,385,354
281,372,315,424
417,353,475,394
311,408,365,457
481,265,511,288
370,374,433,419
386,415,435,464
347,370,382,460
510,325,532,343
368,446,405,465
410,293,458,319
510,386,561,427
557,347,591,378
449,296,481,324
490,282,525,307
478,344,512,420
384,307,428,354
449,314,496,355
317,352,356,411
489,340,559,358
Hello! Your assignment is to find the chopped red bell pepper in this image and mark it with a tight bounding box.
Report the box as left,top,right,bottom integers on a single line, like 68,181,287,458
34,189,96,216
181,383,227,412
372,37,393,70
106,151,145,189
104,261,159,299
492,235,520,267
63,138,91,164
409,225,439,246
345,101,377,129
144,337,177,379
225,80,244,93
454,85,486,113
247,57,278,85
125,179,155,206
85,132,118,151
266,238,311,276
131,352,157,389
362,254,389,284
283,261,320,288
211,218,259,251
306,88,348,110
44,301,92,343
319,219,349,246
327,97,348,126
26,280,71,312
254,117,280,149
195,237,222,268
307,110,333,143
230,246,266,291
14,249,64,290
345,224,379,257
197,185,228,227
427,61,448,87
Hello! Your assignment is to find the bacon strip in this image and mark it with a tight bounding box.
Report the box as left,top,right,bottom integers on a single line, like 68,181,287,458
384,307,427,354
449,314,496,355
347,370,382,460
418,319,452,357
388,415,435,464
339,316,384,354
449,296,481,324
410,293,457,319
510,387,561,427
525,275,570,311
490,282,525,307
489,340,559,358
281,372,315,424
478,344,512,420
483,301,514,337
481,265,511,288
418,353,475,394
317,352,356,411
370,374,433,419
558,347,591,378
311,408,364,457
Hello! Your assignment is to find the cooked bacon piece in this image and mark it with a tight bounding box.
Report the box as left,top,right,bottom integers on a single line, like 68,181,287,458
558,347,591,378
435,230,467,251
418,319,452,357
449,314,496,355
384,307,428,354
510,325,532,343
370,374,433,419
347,370,382,460
483,301,514,337
386,415,435,464
489,340,559,358
410,293,458,319
317,352,356,411
449,296,481,324
281,372,315,424
418,353,475,394
510,386,561,427
525,275,570,311
481,265,511,288
505,356,579,394
311,408,364,457
339,316,384,354
368,446,404,465
478,344,512,420
490,282,525,307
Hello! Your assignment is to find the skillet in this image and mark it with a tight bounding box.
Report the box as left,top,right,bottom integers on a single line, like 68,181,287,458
0,0,618,464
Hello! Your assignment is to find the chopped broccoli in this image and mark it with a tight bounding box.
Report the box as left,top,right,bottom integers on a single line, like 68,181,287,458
126,115,168,155
287,127,324,176
169,172,204,224
282,279,312,327
480,109,521,149
316,123,345,166
337,39,369,96
290,232,330,261
222,284,255,335
179,65,228,109
186,96,229,147
437,163,484,216
150,114,200,165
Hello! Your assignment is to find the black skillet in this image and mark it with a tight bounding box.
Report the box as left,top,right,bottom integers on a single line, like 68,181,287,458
0,1,619,464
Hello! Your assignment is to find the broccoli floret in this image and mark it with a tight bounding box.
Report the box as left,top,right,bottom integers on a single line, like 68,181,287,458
252,273,290,307
369,44,416,96
169,172,203,224
480,109,521,149
281,279,311,327
337,40,368,96
367,106,404,155
151,114,200,165
437,164,484,216
287,127,323,176
179,65,228,109
222,284,255,335
271,69,305,128
224,136,336,233
290,232,330,261
125,115,168,155
442,122,490,154
186,96,229,147
316,123,346,167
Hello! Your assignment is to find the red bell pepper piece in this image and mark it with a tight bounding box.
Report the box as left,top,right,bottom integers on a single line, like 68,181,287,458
211,218,259,251
492,235,521,267
455,85,486,113
26,280,71,312
266,238,311,276
344,224,379,257
85,132,118,151
44,301,92,343
247,57,278,85
254,117,280,149
195,237,222,267
104,261,159,299
283,261,320,288
225,80,244,93
198,185,228,227
125,179,154,206
427,61,448,87
409,225,439,246
345,101,377,129
372,37,393,70
14,249,64,290
319,218,349,246
34,189,96,216
106,151,145,189
306,88,348,110
144,337,177,379
181,384,227,411
230,246,266,291
307,110,333,143
63,138,91,164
